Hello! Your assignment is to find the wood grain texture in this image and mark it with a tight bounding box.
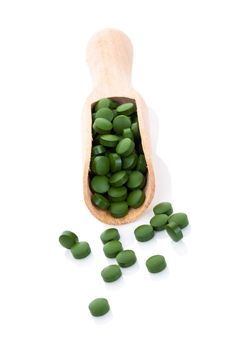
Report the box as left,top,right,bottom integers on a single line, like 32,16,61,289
82,29,155,224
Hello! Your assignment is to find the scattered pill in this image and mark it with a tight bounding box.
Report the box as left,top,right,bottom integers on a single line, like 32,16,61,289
103,240,123,258
88,298,110,317
146,255,167,273
71,241,91,259
150,214,169,231
134,224,154,242
59,231,78,249
100,228,120,244
168,213,189,229
116,249,137,267
165,222,183,242
101,264,122,282
153,202,173,216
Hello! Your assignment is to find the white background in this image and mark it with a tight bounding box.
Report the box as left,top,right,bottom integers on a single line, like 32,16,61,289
0,1,233,349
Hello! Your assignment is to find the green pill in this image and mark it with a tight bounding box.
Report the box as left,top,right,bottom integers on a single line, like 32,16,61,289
59,231,78,249
116,102,136,116
153,202,173,216
150,214,169,231
127,189,145,208
109,170,128,187
136,154,147,173
109,153,122,172
100,228,120,244
100,134,120,147
95,98,113,111
134,224,154,242
93,118,112,134
168,213,189,229
92,145,106,156
131,121,140,138
71,241,91,259
166,222,183,242
95,107,114,121
108,186,127,202
103,240,123,258
101,264,122,282
91,156,110,176
113,115,131,134
122,127,134,140
127,171,145,190
88,298,110,317
116,249,137,267
146,255,167,273
122,152,138,170
91,176,109,193
116,138,135,157
91,193,110,209
110,201,129,218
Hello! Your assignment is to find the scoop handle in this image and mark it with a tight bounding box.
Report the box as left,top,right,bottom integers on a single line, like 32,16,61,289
86,29,133,95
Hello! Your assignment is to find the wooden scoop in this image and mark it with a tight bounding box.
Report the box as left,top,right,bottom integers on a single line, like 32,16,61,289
82,29,155,225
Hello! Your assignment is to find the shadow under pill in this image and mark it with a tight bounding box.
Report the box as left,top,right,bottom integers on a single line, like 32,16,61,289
104,275,125,291
65,249,95,266
149,267,170,281
148,108,172,205
170,240,189,256
120,261,140,276
92,309,114,324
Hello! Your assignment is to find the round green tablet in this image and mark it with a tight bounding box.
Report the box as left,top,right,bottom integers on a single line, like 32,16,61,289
113,115,131,134
101,264,122,282
108,153,122,172
95,98,112,111
110,201,129,218
153,202,173,216
108,186,127,202
59,231,78,249
93,118,112,134
103,240,123,258
134,224,154,242
168,213,189,229
116,138,135,157
146,255,167,273
109,170,128,187
131,121,140,138
150,214,169,231
166,222,183,242
92,145,106,156
100,228,120,244
92,156,110,176
91,193,110,209
122,152,138,170
99,134,120,147
95,107,114,121
122,127,134,140
116,102,136,116
127,171,145,189
136,154,147,173
116,250,137,267
88,298,110,317
71,241,91,259
91,176,109,193
127,189,145,208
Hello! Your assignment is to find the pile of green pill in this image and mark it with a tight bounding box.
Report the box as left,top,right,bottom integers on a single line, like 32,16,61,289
134,202,189,243
89,98,148,218
59,202,189,317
